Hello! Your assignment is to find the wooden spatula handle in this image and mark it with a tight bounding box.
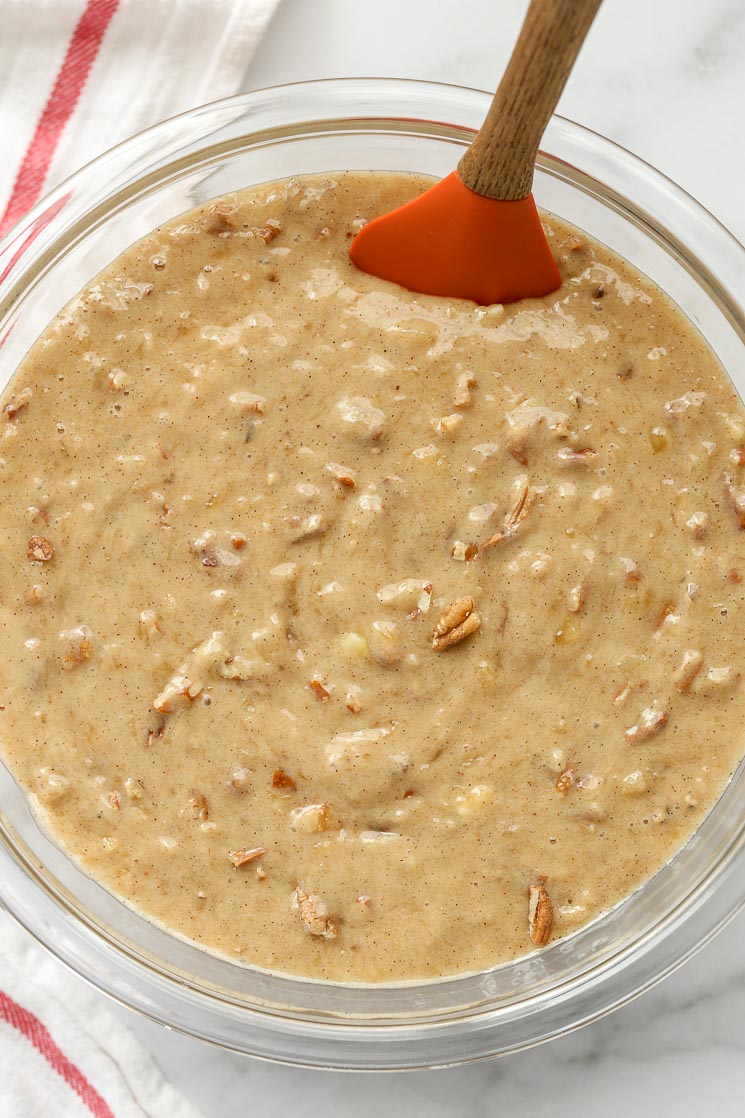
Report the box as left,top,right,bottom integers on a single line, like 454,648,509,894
458,0,601,201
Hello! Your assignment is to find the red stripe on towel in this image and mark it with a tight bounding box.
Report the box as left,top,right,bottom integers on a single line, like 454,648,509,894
0,988,116,1117
0,0,120,236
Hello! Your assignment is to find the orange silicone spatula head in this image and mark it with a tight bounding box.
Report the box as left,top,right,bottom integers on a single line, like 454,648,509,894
350,173,560,306
350,0,602,306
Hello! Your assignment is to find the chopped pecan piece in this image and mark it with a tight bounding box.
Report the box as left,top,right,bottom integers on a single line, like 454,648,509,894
147,719,165,747
451,540,479,562
309,679,330,701
228,846,266,867
555,767,576,795
508,443,529,467
124,777,144,800
613,685,631,706
625,706,668,742
35,768,70,804
139,609,162,643
453,372,476,409
505,401,569,465
621,559,642,587
567,582,587,614
61,625,93,669
203,203,237,234
697,665,740,694
654,600,678,630
673,649,703,694
272,768,296,790
287,513,327,543
229,767,251,792
216,653,268,682
345,686,362,714
26,505,49,526
292,886,338,939
554,615,581,645
377,578,432,612
229,390,266,414
290,803,339,833
325,461,357,489
529,884,554,946
189,793,209,821
557,446,597,463
724,474,745,529
665,391,706,418
4,388,32,420
335,396,385,441
254,220,281,244
481,483,534,551
368,619,402,666
153,674,202,714
432,596,481,652
685,510,709,540
28,535,53,562
203,546,242,570
431,413,463,437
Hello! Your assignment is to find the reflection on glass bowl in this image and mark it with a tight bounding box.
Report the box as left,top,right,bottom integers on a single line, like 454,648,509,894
0,79,744,1070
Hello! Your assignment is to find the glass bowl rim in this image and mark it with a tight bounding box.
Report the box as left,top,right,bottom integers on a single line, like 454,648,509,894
1,76,744,1070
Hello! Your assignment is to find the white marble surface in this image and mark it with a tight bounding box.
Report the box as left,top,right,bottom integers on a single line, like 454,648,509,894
89,0,745,1109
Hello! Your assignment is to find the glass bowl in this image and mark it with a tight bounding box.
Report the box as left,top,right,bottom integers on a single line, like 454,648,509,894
1,78,744,1072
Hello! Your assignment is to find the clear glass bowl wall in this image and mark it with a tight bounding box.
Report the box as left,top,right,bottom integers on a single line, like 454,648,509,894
0,79,744,1071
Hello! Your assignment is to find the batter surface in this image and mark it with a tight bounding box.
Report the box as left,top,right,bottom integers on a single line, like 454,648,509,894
1,172,744,981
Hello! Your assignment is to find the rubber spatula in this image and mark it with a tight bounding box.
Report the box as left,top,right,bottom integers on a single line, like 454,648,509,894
350,0,602,306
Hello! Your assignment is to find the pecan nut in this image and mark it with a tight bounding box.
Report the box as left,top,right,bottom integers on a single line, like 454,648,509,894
529,884,554,946
431,596,481,652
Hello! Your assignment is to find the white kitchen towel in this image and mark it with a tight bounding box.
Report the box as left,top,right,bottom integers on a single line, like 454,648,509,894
0,911,205,1117
0,0,281,235
0,0,280,1111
